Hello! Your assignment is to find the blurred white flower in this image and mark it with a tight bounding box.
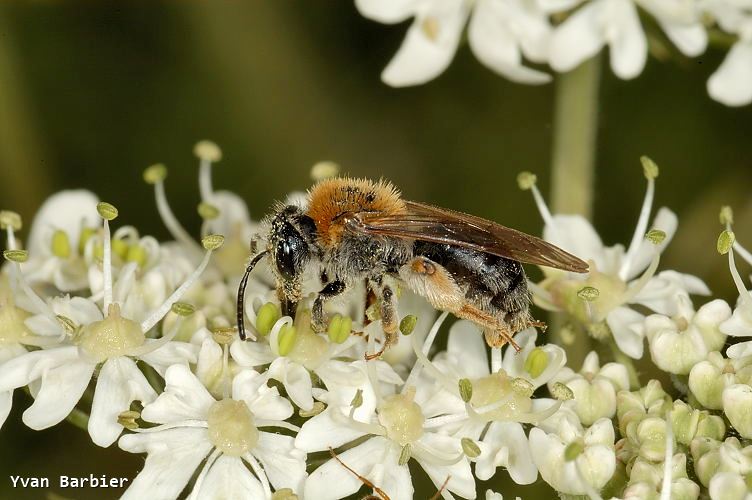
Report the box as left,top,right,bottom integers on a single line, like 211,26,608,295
703,1,752,106
119,364,305,499
549,0,706,79
355,0,553,86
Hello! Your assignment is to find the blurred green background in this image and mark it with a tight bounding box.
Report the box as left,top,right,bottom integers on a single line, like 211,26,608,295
1,1,751,499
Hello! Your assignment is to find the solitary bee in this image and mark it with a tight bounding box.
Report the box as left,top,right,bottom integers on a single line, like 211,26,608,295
237,178,588,356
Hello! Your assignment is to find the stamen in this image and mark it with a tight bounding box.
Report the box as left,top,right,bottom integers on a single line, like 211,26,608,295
139,235,222,333
194,140,222,202
619,161,657,280
412,441,464,466
221,344,230,399
733,240,752,267
128,314,184,358
145,165,203,255
660,410,674,500
3,253,61,333
403,311,450,392
187,448,221,500
365,324,383,403
329,405,385,436
131,420,209,433
255,419,301,433
267,316,294,357
97,202,118,312
243,453,272,500
621,252,661,304
423,413,468,429
727,249,752,309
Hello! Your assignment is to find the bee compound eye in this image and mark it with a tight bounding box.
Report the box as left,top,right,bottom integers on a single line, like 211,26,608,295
275,240,297,281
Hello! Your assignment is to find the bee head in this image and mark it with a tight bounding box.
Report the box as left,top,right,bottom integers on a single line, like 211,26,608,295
268,204,317,286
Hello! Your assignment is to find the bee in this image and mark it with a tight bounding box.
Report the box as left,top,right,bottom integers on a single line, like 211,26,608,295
237,177,588,356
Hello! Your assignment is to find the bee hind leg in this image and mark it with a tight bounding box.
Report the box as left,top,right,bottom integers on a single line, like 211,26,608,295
363,279,398,360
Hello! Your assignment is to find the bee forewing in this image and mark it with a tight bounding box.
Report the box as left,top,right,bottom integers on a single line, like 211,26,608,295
347,200,588,273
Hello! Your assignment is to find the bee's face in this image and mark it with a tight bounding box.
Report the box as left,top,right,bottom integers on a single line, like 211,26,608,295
268,205,317,285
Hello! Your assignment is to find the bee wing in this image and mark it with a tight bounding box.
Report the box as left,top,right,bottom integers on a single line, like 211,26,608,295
348,200,589,273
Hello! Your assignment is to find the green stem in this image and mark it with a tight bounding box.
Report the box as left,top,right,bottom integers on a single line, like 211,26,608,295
65,407,90,431
608,339,640,389
550,56,601,220
548,56,601,363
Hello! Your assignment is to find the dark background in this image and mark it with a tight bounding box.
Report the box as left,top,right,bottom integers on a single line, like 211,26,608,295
1,1,751,498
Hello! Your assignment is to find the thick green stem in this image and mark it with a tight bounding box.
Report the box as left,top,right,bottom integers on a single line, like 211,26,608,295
550,56,601,219
548,56,601,363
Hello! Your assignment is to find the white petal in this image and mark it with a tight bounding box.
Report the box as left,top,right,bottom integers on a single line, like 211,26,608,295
543,215,606,268
355,0,416,23
27,190,100,256
416,433,476,499
381,0,470,87
141,364,215,424
231,339,276,367
89,357,157,447
447,320,489,378
468,0,551,84
233,369,293,421
295,407,370,452
304,437,392,500
549,1,605,73
139,341,198,377
194,455,266,500
268,358,313,411
254,431,307,492
0,390,12,429
606,0,647,79
606,307,645,359
23,359,95,430
478,421,537,484
661,21,707,57
119,427,212,500
708,41,752,107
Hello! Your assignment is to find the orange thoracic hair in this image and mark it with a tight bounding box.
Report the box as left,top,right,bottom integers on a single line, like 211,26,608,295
306,177,406,247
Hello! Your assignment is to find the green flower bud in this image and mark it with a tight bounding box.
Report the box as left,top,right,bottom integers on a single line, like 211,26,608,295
50,230,71,258
696,414,725,441
125,244,148,266
516,171,537,190
171,302,196,317
278,324,297,356
0,210,22,231
524,347,548,379
564,440,585,461
722,384,752,439
197,202,220,220
577,286,599,302
201,234,225,250
461,437,481,458
327,314,352,344
194,140,222,162
399,315,417,336
97,202,118,221
143,163,168,184
717,230,735,255
719,205,734,225
458,378,473,403
310,161,340,181
671,400,700,447
645,229,666,245
255,303,281,336
636,417,667,462
640,156,659,180
3,249,28,263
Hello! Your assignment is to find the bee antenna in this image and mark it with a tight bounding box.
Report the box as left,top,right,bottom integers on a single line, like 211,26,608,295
237,250,269,341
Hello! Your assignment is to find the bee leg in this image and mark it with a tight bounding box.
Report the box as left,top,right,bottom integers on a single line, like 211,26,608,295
311,280,346,332
364,281,399,360
453,303,520,352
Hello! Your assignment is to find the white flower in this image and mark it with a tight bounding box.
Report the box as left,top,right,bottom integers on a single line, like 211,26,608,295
722,384,752,439
689,352,752,410
646,298,730,375
22,190,100,292
704,1,752,106
709,472,752,500
530,415,616,495
549,351,629,425
693,437,752,495
549,0,706,79
624,453,700,500
355,0,553,86
119,364,305,499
